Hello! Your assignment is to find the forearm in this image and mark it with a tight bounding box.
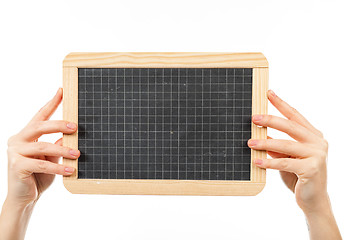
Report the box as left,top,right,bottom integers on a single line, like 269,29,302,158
304,197,342,240
0,198,35,240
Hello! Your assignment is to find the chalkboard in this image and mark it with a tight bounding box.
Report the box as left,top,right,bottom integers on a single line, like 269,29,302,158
63,53,268,195
78,67,252,181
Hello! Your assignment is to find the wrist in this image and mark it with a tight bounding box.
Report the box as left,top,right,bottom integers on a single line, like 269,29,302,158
302,194,332,218
4,193,38,210
302,196,342,240
3,198,35,214
0,197,36,240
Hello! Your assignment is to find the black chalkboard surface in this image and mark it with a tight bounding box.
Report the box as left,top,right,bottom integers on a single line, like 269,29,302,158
62,52,268,195
77,68,252,181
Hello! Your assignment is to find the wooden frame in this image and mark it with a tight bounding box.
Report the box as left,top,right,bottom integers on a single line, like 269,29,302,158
63,52,268,196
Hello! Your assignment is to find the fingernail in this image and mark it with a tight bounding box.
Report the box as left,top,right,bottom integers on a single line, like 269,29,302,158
69,149,79,156
252,115,263,122
268,89,276,97
65,167,75,173
67,122,77,129
248,139,258,147
254,159,263,165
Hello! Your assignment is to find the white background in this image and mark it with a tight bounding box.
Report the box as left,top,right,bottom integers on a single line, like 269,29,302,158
0,0,359,239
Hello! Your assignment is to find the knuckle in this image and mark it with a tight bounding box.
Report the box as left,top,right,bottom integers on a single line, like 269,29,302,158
307,161,320,175
287,120,298,132
31,121,42,133
290,106,298,114
52,164,63,175
263,115,273,125
288,106,299,120
258,139,267,149
317,130,324,138
37,160,48,171
313,140,328,160
318,150,328,160
7,135,17,146
282,140,292,150
261,159,269,168
58,166,66,174
278,96,285,105
9,155,21,171
7,136,21,158
58,146,68,156
7,145,16,156
279,159,289,170
53,120,64,130
321,139,329,151
37,142,47,153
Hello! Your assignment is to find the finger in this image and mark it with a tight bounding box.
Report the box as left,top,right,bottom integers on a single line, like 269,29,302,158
248,139,314,158
46,138,64,163
252,114,318,142
20,120,77,142
54,138,63,146
267,90,323,137
17,142,80,159
254,157,302,174
30,88,63,122
266,136,289,159
268,150,287,158
21,157,75,176
268,135,298,191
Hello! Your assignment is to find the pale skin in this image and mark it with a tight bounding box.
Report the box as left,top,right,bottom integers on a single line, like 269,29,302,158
0,88,341,239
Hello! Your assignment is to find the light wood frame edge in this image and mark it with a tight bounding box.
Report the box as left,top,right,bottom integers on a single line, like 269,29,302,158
63,67,78,179
63,52,268,68
63,52,268,196
251,68,268,184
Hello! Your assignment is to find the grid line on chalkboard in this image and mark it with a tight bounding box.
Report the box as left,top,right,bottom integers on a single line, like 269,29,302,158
77,68,252,180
